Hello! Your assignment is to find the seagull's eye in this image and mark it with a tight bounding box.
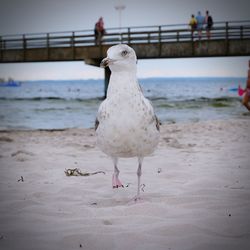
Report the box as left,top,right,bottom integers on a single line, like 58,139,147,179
121,50,128,57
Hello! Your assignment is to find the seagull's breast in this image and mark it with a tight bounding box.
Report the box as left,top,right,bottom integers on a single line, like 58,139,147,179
96,92,160,158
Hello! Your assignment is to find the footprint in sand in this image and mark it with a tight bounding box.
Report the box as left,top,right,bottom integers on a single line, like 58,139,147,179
0,136,13,142
163,137,196,149
103,220,112,225
11,150,35,162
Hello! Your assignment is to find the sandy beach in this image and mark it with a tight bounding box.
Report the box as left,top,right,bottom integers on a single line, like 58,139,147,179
0,118,250,250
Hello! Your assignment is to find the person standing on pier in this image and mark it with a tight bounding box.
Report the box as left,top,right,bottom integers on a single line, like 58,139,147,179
189,14,197,38
94,17,105,44
205,10,213,39
196,11,205,40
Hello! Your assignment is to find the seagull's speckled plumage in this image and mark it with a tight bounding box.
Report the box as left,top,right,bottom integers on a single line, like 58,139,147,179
95,44,160,200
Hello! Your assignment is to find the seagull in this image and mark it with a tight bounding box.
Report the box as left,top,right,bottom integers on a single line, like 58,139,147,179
95,44,160,200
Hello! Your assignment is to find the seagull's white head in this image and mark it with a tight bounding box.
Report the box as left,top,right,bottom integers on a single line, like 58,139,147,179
100,44,137,72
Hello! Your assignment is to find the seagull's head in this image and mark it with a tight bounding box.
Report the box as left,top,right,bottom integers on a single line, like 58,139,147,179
100,44,137,72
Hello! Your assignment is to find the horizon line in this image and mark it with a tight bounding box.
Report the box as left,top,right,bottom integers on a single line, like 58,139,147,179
16,76,246,82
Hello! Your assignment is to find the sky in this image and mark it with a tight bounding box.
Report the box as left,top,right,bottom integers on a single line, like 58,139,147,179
0,0,250,80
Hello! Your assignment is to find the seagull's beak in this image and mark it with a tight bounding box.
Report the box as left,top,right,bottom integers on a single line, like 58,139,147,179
100,57,110,68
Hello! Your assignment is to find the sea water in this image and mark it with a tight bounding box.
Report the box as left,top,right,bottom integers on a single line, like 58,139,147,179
0,77,247,130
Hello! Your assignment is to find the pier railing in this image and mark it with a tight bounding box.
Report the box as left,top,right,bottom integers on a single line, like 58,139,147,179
1,20,250,50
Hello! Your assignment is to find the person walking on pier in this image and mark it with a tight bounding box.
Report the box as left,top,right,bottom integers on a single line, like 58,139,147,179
205,10,213,39
196,11,205,40
189,14,197,38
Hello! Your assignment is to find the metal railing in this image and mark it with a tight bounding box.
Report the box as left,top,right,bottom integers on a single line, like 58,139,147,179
0,20,250,50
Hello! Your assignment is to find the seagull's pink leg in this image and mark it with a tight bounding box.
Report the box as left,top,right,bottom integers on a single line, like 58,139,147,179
112,158,124,188
134,157,143,201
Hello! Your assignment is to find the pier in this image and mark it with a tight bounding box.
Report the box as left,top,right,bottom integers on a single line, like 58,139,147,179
1,20,250,96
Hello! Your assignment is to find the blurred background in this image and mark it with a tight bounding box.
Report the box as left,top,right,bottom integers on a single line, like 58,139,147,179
0,0,250,130
0,0,250,80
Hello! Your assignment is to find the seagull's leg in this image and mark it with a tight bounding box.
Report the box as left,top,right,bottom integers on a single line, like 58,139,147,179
135,157,143,201
112,157,124,188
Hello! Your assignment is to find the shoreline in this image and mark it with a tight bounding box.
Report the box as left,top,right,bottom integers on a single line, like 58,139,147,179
0,112,249,132
0,118,250,250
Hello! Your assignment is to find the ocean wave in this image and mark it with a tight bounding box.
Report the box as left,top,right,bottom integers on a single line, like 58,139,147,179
33,107,75,112
153,96,241,109
0,96,103,102
0,95,240,107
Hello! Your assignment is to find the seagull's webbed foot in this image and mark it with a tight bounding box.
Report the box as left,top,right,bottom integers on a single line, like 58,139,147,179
112,174,124,188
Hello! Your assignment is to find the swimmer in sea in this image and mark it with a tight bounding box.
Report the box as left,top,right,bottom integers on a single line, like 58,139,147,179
242,62,250,111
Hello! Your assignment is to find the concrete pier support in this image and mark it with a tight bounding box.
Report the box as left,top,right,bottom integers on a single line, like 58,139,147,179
84,58,110,98
104,67,111,98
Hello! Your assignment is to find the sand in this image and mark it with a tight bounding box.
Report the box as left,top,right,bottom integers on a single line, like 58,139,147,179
0,118,250,250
